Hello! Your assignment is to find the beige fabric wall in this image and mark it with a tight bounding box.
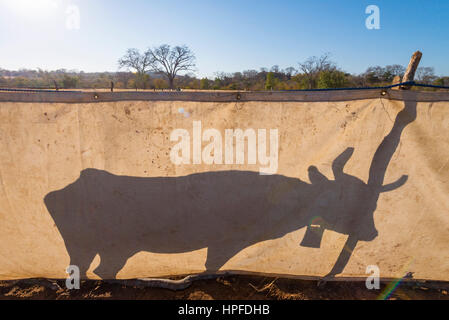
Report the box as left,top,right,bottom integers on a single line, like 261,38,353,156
0,90,448,281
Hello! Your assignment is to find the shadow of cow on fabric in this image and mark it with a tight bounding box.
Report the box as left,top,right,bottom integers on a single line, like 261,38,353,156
44,100,417,280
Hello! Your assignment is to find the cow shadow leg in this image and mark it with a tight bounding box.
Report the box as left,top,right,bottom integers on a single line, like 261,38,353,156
204,245,242,275
66,245,97,279
318,235,358,287
93,251,130,280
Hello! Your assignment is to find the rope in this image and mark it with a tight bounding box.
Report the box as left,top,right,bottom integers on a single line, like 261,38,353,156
283,81,449,92
105,273,227,291
0,88,80,93
410,83,449,89
0,82,448,93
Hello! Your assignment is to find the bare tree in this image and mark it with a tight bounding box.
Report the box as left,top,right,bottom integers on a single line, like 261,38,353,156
284,67,297,78
416,67,437,84
118,48,152,75
298,53,336,89
146,45,196,89
385,65,406,78
270,65,280,73
242,69,258,79
118,48,152,88
363,65,406,84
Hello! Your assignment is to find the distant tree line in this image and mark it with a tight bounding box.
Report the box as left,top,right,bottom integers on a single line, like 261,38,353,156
1,50,448,91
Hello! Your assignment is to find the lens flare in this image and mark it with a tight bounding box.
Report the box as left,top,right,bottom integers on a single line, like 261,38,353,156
377,258,415,300
3,0,60,18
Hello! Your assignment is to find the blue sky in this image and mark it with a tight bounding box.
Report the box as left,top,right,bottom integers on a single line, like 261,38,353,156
0,0,448,78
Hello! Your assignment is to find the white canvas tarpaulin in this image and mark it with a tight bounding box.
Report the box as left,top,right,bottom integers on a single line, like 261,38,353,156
0,89,448,281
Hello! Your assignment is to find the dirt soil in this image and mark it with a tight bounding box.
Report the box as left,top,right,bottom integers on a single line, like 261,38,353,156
1,276,448,300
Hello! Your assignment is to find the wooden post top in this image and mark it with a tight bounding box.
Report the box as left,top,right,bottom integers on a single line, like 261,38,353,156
401,51,423,90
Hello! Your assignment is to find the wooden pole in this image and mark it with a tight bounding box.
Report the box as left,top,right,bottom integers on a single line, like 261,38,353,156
391,75,402,90
401,51,422,90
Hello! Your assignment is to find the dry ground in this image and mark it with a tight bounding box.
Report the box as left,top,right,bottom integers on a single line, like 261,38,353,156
1,276,448,300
